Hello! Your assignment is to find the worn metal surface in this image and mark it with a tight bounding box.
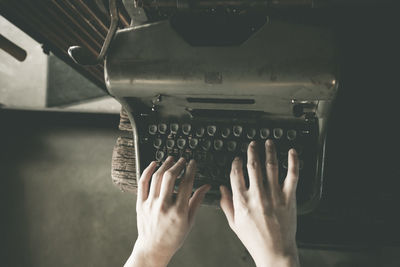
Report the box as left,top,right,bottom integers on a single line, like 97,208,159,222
106,20,336,117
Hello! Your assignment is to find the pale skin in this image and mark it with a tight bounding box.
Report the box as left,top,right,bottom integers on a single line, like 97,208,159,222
124,139,300,267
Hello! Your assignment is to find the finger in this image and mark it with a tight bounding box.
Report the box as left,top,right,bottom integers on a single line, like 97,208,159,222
176,159,197,209
265,139,280,198
137,161,157,203
159,157,186,201
219,185,234,225
247,141,265,195
283,149,300,199
230,157,246,197
188,184,211,224
149,156,175,198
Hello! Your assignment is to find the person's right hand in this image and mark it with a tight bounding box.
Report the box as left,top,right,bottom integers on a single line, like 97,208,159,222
220,140,300,267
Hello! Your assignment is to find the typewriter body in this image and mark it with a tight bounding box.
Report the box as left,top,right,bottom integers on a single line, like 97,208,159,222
104,5,337,214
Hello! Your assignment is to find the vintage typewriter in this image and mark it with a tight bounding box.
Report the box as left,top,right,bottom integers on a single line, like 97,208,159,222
69,0,338,214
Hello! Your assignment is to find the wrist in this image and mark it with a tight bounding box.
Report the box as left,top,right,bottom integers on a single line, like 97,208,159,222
253,247,300,267
126,241,173,267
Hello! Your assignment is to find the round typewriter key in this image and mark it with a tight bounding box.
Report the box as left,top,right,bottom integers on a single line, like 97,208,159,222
287,129,297,141
246,128,256,139
166,139,175,149
227,141,237,152
233,125,243,137
195,127,205,137
273,128,283,139
158,123,167,134
182,123,191,135
260,128,270,139
155,150,165,161
148,124,157,135
214,139,223,151
153,138,162,148
177,138,186,149
207,125,217,136
189,138,199,149
202,140,211,151
170,123,179,134
221,127,231,138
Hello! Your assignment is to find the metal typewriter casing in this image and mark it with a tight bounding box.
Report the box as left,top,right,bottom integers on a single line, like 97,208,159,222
104,19,338,214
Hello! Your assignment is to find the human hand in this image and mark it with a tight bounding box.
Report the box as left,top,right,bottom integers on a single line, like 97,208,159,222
125,156,211,267
220,140,300,267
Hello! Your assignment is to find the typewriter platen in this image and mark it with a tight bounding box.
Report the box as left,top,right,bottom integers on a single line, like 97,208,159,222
104,5,338,214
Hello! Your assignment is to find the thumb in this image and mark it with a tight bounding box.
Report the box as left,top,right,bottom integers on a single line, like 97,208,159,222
188,184,211,224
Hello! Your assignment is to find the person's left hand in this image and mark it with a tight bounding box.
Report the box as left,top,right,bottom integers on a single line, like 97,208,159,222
125,156,211,267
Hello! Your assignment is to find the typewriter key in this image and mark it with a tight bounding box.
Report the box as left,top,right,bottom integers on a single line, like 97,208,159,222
177,138,186,149
153,138,162,148
195,127,205,137
273,128,283,139
246,128,256,139
221,128,231,138
260,128,270,139
202,140,211,151
214,139,223,151
158,123,167,134
166,139,175,149
170,123,179,134
287,129,297,141
182,124,191,135
155,150,165,161
148,124,157,135
227,141,237,152
189,138,199,149
233,125,243,137
207,125,217,136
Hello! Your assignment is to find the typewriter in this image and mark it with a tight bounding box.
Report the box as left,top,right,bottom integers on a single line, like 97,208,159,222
73,0,338,214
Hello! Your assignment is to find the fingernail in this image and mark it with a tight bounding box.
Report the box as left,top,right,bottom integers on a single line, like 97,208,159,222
179,157,186,163
266,139,273,146
234,156,241,161
290,148,297,156
250,140,257,147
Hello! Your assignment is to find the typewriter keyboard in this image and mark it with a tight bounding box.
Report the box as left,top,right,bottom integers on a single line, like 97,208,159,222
139,120,318,204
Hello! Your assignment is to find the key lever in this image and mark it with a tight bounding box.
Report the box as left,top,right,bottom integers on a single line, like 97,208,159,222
68,0,119,66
